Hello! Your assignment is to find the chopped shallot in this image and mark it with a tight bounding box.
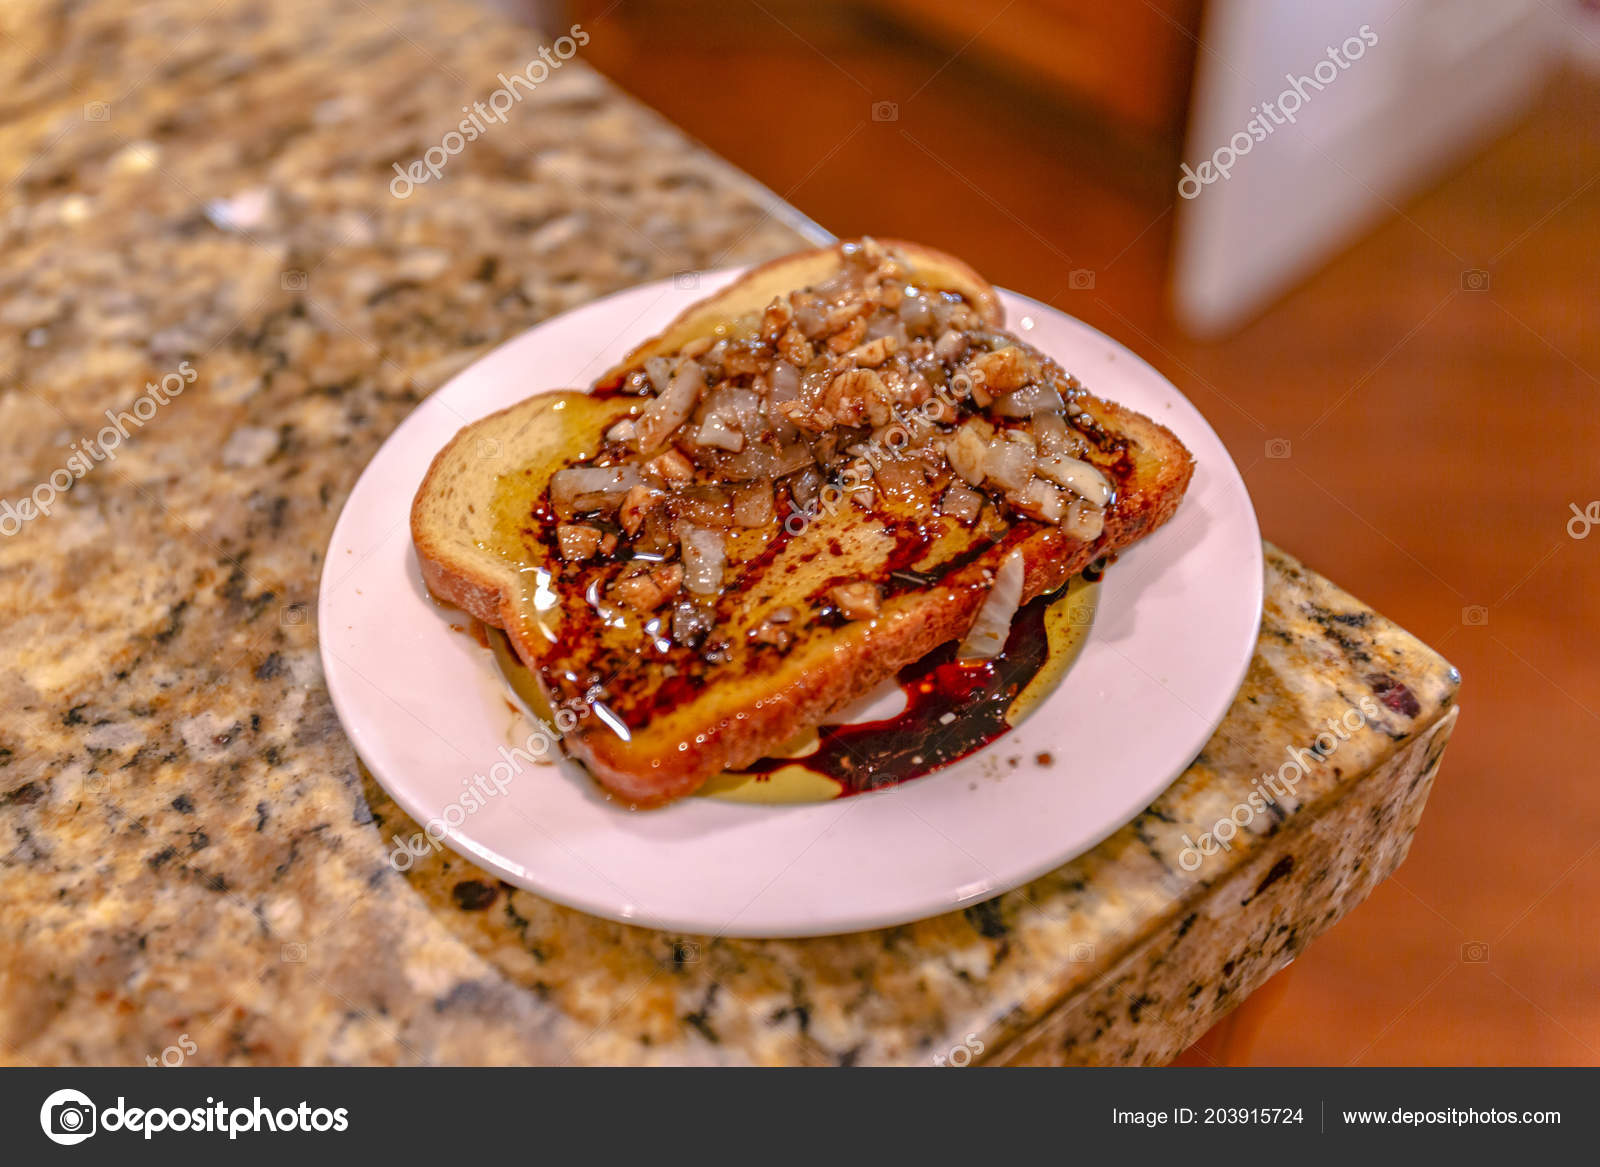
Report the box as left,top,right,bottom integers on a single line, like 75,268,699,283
1061,498,1105,542
549,465,642,519
957,550,1024,661
946,423,988,485
1035,453,1112,507
1008,478,1068,523
644,356,673,394
680,525,726,594
731,482,775,527
635,359,703,453
993,382,1065,417
939,483,984,524
981,434,1035,492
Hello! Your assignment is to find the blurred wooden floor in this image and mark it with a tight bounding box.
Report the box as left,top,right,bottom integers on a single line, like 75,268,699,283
568,4,1600,1064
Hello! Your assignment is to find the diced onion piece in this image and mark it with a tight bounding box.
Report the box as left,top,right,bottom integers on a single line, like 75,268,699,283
732,482,775,528
1035,453,1112,507
635,359,703,453
1061,498,1105,542
946,423,988,485
993,382,1065,417
618,484,662,535
1032,413,1072,458
811,268,859,302
957,550,1024,661
862,314,909,347
695,386,760,452
793,299,827,338
726,387,761,433
934,329,966,361
939,483,984,524
1008,478,1068,523
644,447,694,486
673,486,735,528
982,434,1035,492
898,292,934,332
695,411,744,451
771,438,815,477
549,465,641,519
800,362,834,402
767,359,801,403
871,458,926,503
789,467,822,508
644,356,673,394
680,525,725,595
720,443,777,479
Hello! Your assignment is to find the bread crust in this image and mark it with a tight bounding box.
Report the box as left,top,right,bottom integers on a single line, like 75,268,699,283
411,241,1193,806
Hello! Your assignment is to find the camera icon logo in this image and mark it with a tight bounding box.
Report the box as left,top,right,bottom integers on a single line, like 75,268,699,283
1460,269,1491,291
475,436,503,461
40,1088,97,1145
870,100,899,122
1460,941,1490,963
280,602,309,627
83,102,110,122
281,941,308,962
1068,268,1096,290
1069,942,1096,963
673,271,700,291
674,940,701,964
1265,438,1292,460
1461,605,1489,627
281,269,308,292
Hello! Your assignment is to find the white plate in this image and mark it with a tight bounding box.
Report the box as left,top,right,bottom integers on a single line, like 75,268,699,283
319,272,1262,938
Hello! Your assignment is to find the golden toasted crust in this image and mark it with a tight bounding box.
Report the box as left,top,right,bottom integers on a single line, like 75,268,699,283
411,392,633,653
411,240,1194,807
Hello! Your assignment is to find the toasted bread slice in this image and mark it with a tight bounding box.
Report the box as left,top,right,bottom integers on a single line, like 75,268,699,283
412,239,1193,806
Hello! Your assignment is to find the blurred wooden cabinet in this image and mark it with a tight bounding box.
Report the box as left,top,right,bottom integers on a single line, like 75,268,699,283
862,0,1203,137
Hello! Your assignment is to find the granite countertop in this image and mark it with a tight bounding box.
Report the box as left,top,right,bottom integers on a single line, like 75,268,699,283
0,0,1459,1066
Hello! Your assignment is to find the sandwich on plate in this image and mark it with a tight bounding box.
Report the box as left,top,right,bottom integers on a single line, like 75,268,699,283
411,238,1193,806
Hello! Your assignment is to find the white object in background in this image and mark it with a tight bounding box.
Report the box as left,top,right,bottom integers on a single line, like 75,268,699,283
1561,0,1600,72
1173,0,1560,337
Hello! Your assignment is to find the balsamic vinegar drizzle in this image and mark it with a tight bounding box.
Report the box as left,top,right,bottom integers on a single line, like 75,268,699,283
739,578,1066,795
487,563,1103,803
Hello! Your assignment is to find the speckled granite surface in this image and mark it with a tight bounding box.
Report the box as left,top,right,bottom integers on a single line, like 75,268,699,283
0,0,1459,1066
